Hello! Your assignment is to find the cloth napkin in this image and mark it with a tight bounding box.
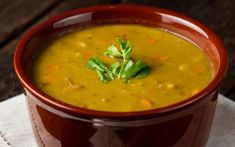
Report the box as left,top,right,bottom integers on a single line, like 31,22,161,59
0,94,235,147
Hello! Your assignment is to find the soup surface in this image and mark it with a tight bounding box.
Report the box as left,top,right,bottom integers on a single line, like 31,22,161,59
30,24,213,112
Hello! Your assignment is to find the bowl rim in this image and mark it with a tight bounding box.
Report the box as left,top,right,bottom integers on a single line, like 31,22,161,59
14,4,228,119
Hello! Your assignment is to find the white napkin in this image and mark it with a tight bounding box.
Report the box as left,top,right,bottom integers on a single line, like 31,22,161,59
0,94,36,147
0,94,234,147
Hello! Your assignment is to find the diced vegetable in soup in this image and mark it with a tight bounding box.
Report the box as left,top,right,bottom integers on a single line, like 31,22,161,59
30,24,213,112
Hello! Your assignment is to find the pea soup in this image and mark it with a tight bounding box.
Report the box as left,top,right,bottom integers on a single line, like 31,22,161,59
30,24,213,112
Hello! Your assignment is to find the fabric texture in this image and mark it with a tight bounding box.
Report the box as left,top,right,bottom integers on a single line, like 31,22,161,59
0,94,234,147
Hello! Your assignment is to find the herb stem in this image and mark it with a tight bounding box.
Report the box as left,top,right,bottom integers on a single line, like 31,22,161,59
118,57,126,79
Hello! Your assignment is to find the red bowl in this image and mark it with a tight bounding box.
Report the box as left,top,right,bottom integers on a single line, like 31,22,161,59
14,5,227,147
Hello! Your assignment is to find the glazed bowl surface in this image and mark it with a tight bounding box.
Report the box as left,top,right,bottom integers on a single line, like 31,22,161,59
14,5,227,147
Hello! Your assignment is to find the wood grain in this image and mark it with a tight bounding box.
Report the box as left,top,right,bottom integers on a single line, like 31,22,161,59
0,1,71,101
0,0,60,47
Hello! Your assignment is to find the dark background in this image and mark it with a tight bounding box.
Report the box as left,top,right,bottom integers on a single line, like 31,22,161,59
0,0,234,101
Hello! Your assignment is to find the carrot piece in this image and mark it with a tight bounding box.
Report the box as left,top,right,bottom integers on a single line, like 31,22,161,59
121,34,127,40
150,55,169,62
83,51,93,59
42,75,57,82
147,39,157,44
141,98,153,107
48,65,60,69
96,40,106,45
159,56,168,61
192,65,205,73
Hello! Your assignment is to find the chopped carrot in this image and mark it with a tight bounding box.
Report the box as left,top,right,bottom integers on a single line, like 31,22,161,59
96,40,106,45
83,51,93,59
141,98,153,107
147,39,157,44
150,55,169,62
121,34,127,40
192,65,205,73
159,56,168,61
114,32,126,38
42,75,57,82
48,65,60,69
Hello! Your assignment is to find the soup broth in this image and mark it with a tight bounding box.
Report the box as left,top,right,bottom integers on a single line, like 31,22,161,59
30,24,213,112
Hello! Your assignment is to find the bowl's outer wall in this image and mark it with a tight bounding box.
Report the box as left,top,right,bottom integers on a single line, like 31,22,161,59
14,5,228,147
26,90,218,147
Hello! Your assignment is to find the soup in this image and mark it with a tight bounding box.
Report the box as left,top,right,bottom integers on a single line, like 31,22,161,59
30,24,213,112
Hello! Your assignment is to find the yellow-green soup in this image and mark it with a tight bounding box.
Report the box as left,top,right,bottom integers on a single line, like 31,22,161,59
30,24,213,112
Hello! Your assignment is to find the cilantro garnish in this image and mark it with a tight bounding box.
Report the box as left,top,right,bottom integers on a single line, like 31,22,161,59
86,37,151,83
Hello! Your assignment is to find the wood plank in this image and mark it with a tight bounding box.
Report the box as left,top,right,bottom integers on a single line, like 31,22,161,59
0,0,11,10
0,40,22,101
219,26,235,98
0,1,72,101
0,0,60,47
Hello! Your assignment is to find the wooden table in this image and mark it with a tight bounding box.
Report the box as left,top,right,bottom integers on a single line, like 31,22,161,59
0,0,234,101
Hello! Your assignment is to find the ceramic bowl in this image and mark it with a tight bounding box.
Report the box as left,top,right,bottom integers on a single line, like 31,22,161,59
14,5,227,147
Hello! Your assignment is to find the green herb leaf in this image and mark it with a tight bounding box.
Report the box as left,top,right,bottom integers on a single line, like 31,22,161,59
120,59,134,78
125,59,147,79
104,44,122,58
109,62,121,78
135,66,151,79
117,36,132,59
86,57,111,82
96,70,110,83
86,57,107,72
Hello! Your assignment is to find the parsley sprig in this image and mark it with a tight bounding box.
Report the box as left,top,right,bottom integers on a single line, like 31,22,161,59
86,37,151,83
